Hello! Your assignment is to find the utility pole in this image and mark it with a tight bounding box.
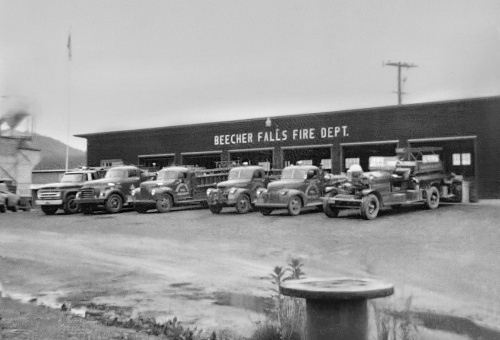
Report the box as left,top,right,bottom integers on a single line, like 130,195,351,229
384,61,417,105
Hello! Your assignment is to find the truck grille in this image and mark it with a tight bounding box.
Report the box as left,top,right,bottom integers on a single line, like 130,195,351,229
80,188,95,199
38,189,60,199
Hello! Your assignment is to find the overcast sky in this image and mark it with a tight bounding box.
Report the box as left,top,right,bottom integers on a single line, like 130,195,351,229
1,0,500,151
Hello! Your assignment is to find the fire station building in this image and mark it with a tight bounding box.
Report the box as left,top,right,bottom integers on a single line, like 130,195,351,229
76,96,500,199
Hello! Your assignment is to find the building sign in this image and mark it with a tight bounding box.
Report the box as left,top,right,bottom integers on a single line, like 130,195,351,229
213,126,349,146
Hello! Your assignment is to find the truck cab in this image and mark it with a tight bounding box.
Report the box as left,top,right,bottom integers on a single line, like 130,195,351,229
206,165,269,214
76,166,152,214
255,164,345,216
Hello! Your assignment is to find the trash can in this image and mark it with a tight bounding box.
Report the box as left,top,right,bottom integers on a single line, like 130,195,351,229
461,180,470,203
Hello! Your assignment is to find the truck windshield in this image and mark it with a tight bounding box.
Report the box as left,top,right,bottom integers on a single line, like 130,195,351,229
105,169,125,178
281,168,308,180
61,173,86,182
158,170,181,180
228,169,254,180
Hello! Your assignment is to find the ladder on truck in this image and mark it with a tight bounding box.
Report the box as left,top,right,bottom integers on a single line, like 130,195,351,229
194,167,232,189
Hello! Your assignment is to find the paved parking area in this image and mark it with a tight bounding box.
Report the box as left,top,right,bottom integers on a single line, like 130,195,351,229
1,201,499,335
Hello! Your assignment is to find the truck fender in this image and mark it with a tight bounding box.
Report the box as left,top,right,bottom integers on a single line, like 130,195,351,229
361,189,384,206
104,189,126,202
233,188,253,202
154,187,177,203
62,190,79,201
284,189,307,205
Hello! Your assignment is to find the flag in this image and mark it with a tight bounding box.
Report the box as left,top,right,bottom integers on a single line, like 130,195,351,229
67,33,72,61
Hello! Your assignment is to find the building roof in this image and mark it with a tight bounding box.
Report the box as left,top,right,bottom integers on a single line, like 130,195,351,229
74,95,500,138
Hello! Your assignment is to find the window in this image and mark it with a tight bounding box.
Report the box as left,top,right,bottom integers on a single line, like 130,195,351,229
422,154,440,163
258,161,270,171
321,159,332,170
452,153,471,166
345,158,360,170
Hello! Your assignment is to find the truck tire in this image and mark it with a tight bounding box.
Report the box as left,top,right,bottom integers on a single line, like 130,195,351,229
135,204,149,214
81,204,94,215
41,205,58,215
425,186,440,209
209,204,222,214
0,205,6,213
260,208,272,216
235,194,251,214
360,194,380,220
63,194,80,214
8,200,18,212
287,196,302,216
105,194,123,213
156,194,173,213
323,202,339,218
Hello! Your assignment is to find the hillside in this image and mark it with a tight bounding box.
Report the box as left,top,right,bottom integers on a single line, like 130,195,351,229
32,134,87,170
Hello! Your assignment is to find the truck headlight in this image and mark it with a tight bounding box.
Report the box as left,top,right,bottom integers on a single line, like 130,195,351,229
229,187,237,194
256,188,266,196
281,190,288,196
76,192,81,199
207,188,214,195
54,192,61,198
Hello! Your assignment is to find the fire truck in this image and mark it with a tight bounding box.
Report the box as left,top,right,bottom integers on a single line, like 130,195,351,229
255,163,347,216
206,164,270,214
75,165,154,214
132,166,231,213
322,147,463,220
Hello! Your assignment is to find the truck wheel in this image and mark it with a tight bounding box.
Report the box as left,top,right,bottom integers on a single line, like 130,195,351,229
0,205,6,213
81,205,94,215
105,194,123,213
260,208,272,216
425,186,440,209
63,194,80,214
156,194,173,213
209,204,222,214
287,196,302,216
135,204,149,214
235,194,251,214
360,194,380,220
41,205,58,215
323,202,339,218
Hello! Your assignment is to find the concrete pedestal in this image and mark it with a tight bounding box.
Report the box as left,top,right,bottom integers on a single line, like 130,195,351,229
280,277,394,340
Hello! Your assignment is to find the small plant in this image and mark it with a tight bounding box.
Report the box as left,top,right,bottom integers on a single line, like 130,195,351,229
253,258,306,340
373,296,419,340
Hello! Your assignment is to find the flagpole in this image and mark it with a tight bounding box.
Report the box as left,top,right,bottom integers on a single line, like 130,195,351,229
65,31,72,171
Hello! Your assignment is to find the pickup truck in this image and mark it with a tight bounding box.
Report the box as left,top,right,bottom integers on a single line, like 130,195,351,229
206,165,269,214
35,169,104,215
75,166,154,214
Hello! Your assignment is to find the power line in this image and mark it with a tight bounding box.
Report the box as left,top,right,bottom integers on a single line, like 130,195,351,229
384,61,418,105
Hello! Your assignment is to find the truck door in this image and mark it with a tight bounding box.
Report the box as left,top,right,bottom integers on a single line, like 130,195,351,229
251,170,266,193
125,169,142,196
175,172,190,198
305,169,321,203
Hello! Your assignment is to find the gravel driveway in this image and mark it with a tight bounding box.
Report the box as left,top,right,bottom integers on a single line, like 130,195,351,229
1,201,499,337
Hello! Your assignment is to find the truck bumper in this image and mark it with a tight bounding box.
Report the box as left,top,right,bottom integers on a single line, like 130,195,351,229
324,196,362,208
36,200,62,206
207,193,237,206
132,199,156,205
75,198,106,205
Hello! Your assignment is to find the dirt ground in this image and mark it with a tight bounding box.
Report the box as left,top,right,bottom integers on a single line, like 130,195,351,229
1,201,500,338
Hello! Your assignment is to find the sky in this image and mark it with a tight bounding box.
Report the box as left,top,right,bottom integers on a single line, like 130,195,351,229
1,0,500,151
